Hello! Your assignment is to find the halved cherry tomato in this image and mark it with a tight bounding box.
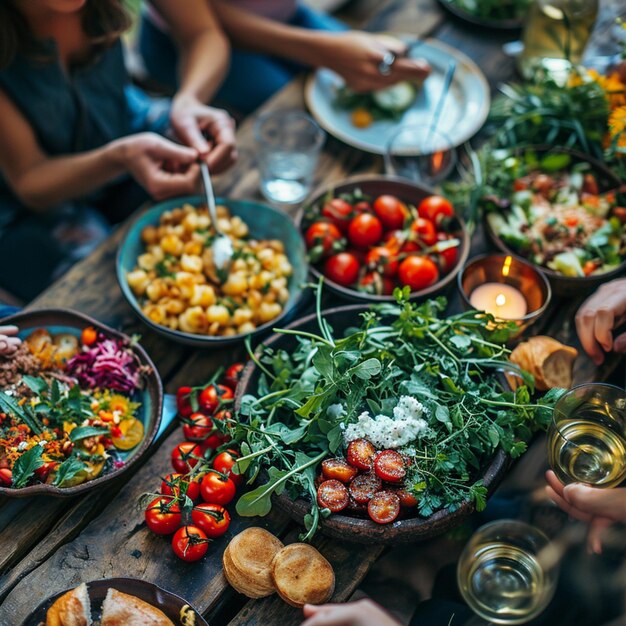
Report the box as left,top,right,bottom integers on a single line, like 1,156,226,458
145,497,181,535
395,488,419,508
171,442,202,473
191,503,231,538
410,217,437,246
368,490,401,524
349,472,382,504
213,449,243,486
322,198,353,233
324,252,360,287
200,471,236,506
417,196,454,224
348,214,383,249
171,525,209,562
321,458,358,483
373,195,408,230
161,472,201,501
176,386,194,419
81,326,98,346
305,222,343,258
347,439,376,470
365,246,399,277
317,479,350,512
373,450,406,483
0,468,12,486
223,363,245,391
398,256,439,292
202,410,232,450
198,384,233,415
182,412,213,442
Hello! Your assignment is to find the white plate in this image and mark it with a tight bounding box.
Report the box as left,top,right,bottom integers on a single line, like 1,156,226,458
305,38,491,155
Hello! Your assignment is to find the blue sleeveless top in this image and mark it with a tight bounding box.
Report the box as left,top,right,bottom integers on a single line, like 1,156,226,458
0,39,170,227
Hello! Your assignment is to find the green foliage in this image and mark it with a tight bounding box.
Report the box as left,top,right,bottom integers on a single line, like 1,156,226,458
12,446,44,488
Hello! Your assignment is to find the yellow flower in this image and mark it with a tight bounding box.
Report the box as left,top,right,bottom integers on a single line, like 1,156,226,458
605,74,626,109
109,394,130,415
609,106,626,136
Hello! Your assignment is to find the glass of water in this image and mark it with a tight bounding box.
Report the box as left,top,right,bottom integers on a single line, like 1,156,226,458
255,110,325,205
384,123,456,187
457,520,560,625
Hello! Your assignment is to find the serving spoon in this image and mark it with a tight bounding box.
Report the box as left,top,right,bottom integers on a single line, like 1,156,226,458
199,160,233,270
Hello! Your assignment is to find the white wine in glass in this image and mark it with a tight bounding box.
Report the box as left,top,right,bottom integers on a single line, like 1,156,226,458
547,383,626,488
457,521,559,625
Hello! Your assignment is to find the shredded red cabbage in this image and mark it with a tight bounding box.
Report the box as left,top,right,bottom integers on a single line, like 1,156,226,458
65,338,144,393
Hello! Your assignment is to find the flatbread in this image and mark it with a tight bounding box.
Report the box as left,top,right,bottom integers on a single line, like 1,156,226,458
100,588,174,626
45,583,91,626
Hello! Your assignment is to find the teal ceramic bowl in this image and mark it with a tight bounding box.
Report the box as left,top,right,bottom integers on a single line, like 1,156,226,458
117,196,309,347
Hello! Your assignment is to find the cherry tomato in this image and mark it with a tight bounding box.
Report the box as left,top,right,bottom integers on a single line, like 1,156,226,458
223,363,245,391
305,222,343,257
191,503,231,538
81,326,98,346
417,196,454,224
324,252,360,287
365,246,399,277
349,472,382,504
439,242,458,273
200,471,236,506
395,488,418,508
145,497,181,535
202,410,232,450
171,442,202,473
176,386,194,419
353,200,372,214
373,450,406,483
213,449,243,486
513,179,528,192
410,217,437,246
398,256,439,292
34,461,58,482
373,195,408,230
182,412,213,442
317,479,349,512
368,490,401,524
161,473,201,501
198,384,233,415
348,214,383,249
582,173,599,195
321,458,358,483
171,525,209,562
0,468,12,486
358,272,384,295
347,438,376,470
322,198,353,232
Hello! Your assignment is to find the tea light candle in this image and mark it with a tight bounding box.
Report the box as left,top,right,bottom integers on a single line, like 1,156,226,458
469,283,528,320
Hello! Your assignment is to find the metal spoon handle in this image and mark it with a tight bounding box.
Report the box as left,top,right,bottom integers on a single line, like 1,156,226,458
426,60,456,146
199,160,221,236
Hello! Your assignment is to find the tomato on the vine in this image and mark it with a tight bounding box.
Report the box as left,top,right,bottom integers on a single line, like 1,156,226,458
348,214,383,249
373,195,408,230
161,472,201,501
223,363,245,391
324,252,360,287
182,412,213,442
322,198,353,232
145,497,181,535
417,195,454,224
202,410,231,450
200,471,236,506
398,256,439,292
305,222,343,258
171,525,209,562
353,200,372,214
213,449,243,486
437,234,459,272
176,386,194,419
191,503,231,538
171,442,202,473
410,217,437,246
365,246,399,277
198,384,233,415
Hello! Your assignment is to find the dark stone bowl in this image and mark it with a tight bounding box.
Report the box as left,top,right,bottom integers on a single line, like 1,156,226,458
236,305,509,545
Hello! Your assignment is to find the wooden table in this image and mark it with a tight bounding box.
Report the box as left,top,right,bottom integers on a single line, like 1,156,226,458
0,1,620,624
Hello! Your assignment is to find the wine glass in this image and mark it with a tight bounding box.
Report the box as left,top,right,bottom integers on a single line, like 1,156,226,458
547,383,626,488
457,520,560,625
384,124,456,186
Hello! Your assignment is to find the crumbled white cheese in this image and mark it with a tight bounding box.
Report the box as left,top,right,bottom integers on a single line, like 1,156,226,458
343,396,429,449
213,236,233,269
38,440,47,448
17,441,29,451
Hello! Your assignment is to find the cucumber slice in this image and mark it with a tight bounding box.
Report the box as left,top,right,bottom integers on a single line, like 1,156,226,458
372,82,416,113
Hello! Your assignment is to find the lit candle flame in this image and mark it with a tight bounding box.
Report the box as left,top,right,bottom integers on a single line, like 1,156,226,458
502,255,513,278
495,293,506,307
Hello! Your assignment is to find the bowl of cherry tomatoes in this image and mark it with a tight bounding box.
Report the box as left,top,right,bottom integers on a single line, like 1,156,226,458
297,175,470,302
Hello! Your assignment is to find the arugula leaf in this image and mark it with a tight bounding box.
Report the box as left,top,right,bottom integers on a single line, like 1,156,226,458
0,390,43,435
69,426,110,442
349,358,381,380
236,467,289,517
22,376,49,394
53,456,87,486
12,446,44,488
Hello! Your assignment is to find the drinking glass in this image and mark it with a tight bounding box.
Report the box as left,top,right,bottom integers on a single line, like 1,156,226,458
547,383,626,488
384,124,456,186
457,520,560,625
254,110,325,205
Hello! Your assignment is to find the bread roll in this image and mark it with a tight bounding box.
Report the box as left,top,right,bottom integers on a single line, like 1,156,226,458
45,583,91,626
100,588,174,626
509,336,578,390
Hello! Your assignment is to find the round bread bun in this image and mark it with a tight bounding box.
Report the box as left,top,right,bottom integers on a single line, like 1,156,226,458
45,583,91,626
222,546,275,598
271,543,335,608
101,588,174,625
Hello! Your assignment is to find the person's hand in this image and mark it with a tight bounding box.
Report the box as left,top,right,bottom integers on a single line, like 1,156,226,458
113,132,200,200
575,278,626,365
317,32,431,93
0,326,20,356
170,94,237,174
301,599,401,626
545,470,626,554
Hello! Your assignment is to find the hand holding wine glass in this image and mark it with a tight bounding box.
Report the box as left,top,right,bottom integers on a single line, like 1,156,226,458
545,470,626,555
